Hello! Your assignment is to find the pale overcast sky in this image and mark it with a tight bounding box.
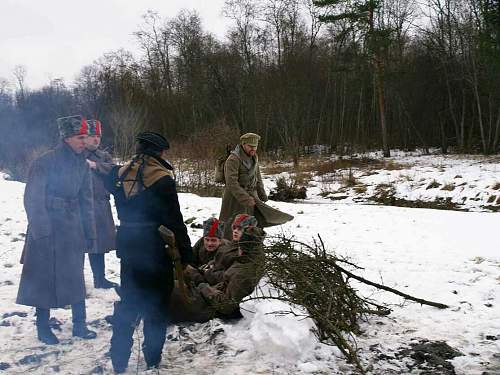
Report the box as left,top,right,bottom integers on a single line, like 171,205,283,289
0,0,229,89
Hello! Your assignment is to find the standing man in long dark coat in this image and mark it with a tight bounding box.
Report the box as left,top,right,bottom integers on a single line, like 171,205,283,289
84,119,117,289
107,132,193,373
17,115,98,345
219,132,293,239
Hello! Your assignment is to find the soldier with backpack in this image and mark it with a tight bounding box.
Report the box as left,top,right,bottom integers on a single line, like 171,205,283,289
218,133,293,239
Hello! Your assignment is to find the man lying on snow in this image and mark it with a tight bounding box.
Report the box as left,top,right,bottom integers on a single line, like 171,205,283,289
169,214,265,323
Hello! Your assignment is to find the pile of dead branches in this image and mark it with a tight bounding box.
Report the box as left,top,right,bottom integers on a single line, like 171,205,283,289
250,235,448,374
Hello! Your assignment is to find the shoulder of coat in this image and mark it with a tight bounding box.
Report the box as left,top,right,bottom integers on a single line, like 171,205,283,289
226,153,241,164
32,149,56,167
94,149,110,159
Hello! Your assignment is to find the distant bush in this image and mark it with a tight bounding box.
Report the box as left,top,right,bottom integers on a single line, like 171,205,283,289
269,176,307,202
170,122,239,197
3,146,50,182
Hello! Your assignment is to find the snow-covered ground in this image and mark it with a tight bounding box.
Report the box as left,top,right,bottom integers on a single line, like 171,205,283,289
266,152,500,212
0,153,499,374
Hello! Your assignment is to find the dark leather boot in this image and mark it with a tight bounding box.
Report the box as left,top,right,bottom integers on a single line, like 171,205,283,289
37,324,59,345
94,277,118,289
72,322,97,339
36,308,59,345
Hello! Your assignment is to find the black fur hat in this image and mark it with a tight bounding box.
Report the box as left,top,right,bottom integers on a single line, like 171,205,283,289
135,131,170,150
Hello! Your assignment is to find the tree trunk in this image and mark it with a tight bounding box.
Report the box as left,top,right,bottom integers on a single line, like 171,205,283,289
369,3,390,157
471,54,487,153
374,57,389,157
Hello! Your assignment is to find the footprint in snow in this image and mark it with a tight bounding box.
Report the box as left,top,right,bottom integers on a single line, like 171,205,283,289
2,312,28,319
0,362,11,370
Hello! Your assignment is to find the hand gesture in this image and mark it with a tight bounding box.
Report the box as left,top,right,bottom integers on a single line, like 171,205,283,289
86,160,97,170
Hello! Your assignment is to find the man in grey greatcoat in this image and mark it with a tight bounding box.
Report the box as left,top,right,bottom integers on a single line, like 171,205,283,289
84,119,117,289
17,115,98,345
219,132,293,239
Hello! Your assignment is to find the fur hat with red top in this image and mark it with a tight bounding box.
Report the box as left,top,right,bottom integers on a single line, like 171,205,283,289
232,214,258,230
88,119,102,136
202,218,224,239
57,115,89,139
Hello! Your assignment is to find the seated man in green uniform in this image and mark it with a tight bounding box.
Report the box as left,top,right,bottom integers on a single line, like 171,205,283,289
169,215,264,323
183,217,230,285
192,218,230,266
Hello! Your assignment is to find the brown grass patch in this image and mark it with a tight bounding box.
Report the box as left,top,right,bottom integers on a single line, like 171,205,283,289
309,157,405,176
375,182,395,190
492,182,500,190
262,156,406,180
354,185,367,194
487,195,496,204
441,183,455,191
426,180,442,189
369,193,464,211
293,171,314,186
341,169,357,187
400,174,414,182
261,162,293,175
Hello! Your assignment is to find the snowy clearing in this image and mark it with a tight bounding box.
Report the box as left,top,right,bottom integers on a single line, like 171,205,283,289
0,154,499,374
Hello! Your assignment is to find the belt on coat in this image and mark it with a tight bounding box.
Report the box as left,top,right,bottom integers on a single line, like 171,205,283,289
46,196,79,210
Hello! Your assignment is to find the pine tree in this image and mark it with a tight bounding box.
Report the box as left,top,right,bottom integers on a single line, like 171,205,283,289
314,0,391,156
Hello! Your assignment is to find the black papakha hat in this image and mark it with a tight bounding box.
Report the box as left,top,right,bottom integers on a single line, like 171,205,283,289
135,131,170,150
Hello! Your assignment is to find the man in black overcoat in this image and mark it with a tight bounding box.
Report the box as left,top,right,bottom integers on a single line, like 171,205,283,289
107,132,193,373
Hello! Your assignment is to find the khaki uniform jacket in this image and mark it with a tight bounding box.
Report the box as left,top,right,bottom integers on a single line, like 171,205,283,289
17,143,96,308
198,244,264,316
183,238,231,285
191,237,230,267
169,239,264,323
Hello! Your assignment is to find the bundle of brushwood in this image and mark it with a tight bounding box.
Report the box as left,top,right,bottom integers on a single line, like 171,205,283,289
249,235,448,374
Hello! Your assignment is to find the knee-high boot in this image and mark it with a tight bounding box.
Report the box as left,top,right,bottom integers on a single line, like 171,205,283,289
35,308,59,345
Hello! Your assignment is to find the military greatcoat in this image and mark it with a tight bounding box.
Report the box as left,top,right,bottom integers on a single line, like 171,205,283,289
86,148,116,253
219,144,293,238
17,143,96,308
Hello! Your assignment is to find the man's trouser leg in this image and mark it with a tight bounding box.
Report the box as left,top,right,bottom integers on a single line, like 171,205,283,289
110,260,141,372
71,300,86,324
72,300,97,339
110,301,140,372
141,265,172,368
88,253,105,285
142,307,169,367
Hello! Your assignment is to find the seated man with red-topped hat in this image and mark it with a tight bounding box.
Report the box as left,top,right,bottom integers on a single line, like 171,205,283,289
183,218,230,285
169,214,265,323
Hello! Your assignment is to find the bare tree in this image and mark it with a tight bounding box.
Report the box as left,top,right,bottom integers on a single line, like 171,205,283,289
12,65,27,103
